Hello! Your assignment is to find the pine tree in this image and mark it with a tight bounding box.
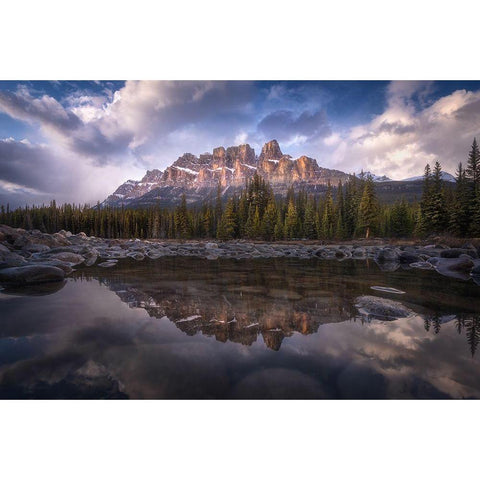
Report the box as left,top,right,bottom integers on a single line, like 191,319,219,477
274,209,285,240
390,199,412,237
175,194,189,239
217,197,238,240
284,198,298,239
466,138,480,192
418,164,433,235
262,198,277,240
303,196,316,239
321,183,334,239
449,162,470,236
428,161,447,232
358,176,378,239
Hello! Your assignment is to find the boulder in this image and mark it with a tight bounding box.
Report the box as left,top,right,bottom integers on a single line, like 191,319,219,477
440,248,478,259
433,255,475,280
0,265,65,285
28,258,74,275
48,252,85,266
398,251,421,264
0,251,29,269
355,295,415,320
22,243,51,254
0,225,23,244
374,248,400,263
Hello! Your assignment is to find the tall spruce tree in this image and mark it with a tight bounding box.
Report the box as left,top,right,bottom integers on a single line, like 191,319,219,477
466,138,480,191
449,162,470,236
217,197,238,240
358,176,378,239
429,161,447,233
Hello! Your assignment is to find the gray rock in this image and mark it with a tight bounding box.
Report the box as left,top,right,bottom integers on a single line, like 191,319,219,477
0,265,65,285
355,295,415,319
398,251,421,264
374,248,400,263
440,248,478,259
48,252,85,266
83,253,98,266
0,251,29,269
22,243,51,254
98,261,117,268
28,258,74,275
409,261,435,270
127,251,145,261
470,260,480,276
433,255,475,280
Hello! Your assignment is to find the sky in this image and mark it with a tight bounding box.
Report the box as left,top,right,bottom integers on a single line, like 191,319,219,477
1,80,480,207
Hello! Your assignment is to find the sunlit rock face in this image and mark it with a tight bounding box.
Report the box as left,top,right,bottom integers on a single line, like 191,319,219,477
102,139,351,208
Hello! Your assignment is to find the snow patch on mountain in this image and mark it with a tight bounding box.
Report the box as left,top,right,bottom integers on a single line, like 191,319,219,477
355,171,392,182
402,171,456,182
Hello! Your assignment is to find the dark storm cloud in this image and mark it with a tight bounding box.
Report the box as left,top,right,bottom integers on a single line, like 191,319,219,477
0,139,60,192
0,88,81,131
257,109,331,143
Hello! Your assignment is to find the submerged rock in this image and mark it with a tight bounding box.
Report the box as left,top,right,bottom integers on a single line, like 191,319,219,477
98,261,117,268
409,261,435,270
433,255,475,280
0,265,65,285
370,286,405,295
355,295,415,320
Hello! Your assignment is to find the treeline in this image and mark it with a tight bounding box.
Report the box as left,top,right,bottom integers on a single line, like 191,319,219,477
1,138,479,240
0,174,414,240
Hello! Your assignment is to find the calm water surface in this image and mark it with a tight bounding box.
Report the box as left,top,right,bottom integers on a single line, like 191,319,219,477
1,257,479,399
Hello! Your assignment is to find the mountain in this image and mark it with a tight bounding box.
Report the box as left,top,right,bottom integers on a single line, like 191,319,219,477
102,169,163,206
102,140,351,208
102,139,457,208
402,171,456,182
355,171,392,182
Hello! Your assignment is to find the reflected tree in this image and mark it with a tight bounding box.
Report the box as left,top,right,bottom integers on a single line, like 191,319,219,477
465,315,480,358
424,317,431,332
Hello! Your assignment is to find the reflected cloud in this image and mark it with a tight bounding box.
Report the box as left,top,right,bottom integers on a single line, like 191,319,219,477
0,258,480,398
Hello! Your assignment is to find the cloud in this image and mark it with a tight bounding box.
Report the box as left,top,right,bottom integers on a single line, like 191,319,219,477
333,82,480,178
0,137,142,207
257,109,331,146
2,80,480,205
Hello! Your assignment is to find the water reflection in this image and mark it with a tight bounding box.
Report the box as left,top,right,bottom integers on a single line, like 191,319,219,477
0,257,480,399
77,257,480,355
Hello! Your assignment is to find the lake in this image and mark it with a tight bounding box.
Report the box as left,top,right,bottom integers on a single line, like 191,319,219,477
1,257,479,399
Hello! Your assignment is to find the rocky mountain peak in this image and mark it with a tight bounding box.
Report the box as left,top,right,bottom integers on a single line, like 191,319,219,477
102,139,353,208
141,169,163,184
259,139,283,161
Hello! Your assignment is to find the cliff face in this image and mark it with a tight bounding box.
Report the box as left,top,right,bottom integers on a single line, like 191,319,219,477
103,169,163,205
102,139,351,207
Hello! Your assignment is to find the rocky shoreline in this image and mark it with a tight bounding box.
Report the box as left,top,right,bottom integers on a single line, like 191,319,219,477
1,224,480,287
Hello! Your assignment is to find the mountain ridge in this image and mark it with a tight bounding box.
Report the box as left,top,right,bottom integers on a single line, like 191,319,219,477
102,139,455,207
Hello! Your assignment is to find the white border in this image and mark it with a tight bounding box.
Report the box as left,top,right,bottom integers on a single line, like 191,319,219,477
1,1,479,478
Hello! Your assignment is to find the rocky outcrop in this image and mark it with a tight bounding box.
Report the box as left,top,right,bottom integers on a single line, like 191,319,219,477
102,139,351,207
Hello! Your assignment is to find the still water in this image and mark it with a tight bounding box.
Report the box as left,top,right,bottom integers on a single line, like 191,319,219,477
1,257,479,399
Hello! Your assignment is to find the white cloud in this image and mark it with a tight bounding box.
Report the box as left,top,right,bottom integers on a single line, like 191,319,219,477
333,83,480,179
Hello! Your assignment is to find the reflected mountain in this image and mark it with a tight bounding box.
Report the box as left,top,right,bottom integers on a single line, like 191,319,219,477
2,257,480,398
74,257,480,354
